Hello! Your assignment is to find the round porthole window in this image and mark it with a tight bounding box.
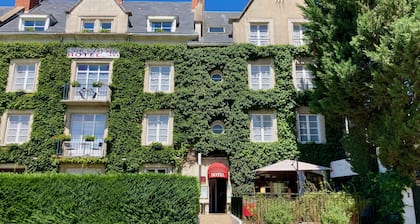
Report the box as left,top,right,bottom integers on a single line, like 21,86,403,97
210,70,223,82
211,121,225,134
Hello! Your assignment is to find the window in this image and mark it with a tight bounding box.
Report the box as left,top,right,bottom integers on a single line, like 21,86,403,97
292,23,305,46
74,63,110,100
69,114,106,142
19,15,50,31
62,167,104,174
210,70,223,82
209,27,225,33
250,23,269,46
7,59,40,92
297,114,324,143
250,112,277,142
147,16,176,32
82,20,95,32
142,111,173,146
248,60,275,90
81,19,113,33
100,21,112,33
211,121,224,134
143,164,173,174
0,111,33,145
294,63,314,90
62,109,107,157
144,61,174,93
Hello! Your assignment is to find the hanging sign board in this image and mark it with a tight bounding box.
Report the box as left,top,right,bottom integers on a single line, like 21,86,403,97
67,48,120,58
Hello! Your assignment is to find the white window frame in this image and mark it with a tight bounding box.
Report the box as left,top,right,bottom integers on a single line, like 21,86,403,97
147,16,177,32
288,19,308,46
293,59,314,90
248,58,275,90
248,19,273,46
142,110,173,146
6,59,40,93
19,14,50,31
296,107,326,144
0,110,33,146
80,18,114,33
144,61,174,93
70,59,113,100
250,111,277,143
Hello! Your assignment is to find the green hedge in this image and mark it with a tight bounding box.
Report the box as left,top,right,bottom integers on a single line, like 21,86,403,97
0,173,199,224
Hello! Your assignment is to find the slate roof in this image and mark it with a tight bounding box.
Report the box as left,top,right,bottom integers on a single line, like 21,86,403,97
200,12,239,43
0,0,195,34
123,1,194,34
0,7,14,17
0,0,77,33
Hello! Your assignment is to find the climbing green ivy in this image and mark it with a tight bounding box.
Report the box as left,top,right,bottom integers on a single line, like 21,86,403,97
0,42,344,193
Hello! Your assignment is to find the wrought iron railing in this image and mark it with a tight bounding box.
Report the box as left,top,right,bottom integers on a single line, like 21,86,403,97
56,138,105,157
62,83,110,101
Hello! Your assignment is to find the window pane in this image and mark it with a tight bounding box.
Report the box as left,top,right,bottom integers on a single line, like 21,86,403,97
211,74,222,82
6,114,31,144
147,115,170,144
209,27,224,33
149,66,171,92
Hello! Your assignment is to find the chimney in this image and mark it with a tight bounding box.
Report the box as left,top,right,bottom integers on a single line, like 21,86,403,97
116,0,123,3
192,0,198,9
15,0,39,12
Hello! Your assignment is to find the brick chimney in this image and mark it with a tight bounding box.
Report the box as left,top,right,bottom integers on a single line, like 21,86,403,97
192,0,198,9
15,0,39,12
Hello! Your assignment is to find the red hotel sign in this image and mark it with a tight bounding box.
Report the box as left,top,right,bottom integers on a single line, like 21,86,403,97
67,48,120,58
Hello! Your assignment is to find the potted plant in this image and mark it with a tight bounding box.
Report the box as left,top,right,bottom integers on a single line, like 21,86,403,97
84,135,96,141
71,80,81,87
92,81,104,87
100,29,110,33
54,134,71,141
151,142,163,150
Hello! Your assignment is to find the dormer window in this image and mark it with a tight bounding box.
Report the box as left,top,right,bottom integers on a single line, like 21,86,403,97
209,27,225,33
81,18,114,33
19,14,51,31
147,16,177,32
82,20,94,33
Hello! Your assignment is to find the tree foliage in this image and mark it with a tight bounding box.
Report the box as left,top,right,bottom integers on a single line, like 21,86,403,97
302,0,419,177
302,0,419,221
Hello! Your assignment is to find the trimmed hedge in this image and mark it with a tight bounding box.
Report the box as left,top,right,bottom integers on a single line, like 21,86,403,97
0,173,199,224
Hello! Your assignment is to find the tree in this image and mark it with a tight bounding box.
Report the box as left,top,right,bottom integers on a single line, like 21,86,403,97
301,0,419,178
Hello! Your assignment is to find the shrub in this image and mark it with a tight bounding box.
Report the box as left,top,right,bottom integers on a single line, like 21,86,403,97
0,173,199,224
264,198,293,224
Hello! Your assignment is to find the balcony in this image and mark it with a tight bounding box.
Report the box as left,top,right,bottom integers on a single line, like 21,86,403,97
61,83,111,106
56,138,106,158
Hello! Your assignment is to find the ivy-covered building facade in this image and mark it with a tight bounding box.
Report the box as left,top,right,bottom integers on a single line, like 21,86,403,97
0,0,346,214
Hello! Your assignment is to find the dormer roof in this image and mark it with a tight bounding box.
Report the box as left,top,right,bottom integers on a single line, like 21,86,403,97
66,0,132,16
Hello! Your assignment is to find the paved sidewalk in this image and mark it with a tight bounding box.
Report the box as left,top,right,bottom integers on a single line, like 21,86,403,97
199,214,233,224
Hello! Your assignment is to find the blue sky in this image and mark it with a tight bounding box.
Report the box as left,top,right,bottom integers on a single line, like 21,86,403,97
0,0,249,11
1,0,15,6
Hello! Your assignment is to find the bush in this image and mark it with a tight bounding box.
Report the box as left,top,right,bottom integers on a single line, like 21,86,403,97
0,173,199,224
264,198,293,224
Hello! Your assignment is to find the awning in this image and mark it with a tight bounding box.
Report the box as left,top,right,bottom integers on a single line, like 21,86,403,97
208,162,229,179
255,159,330,172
